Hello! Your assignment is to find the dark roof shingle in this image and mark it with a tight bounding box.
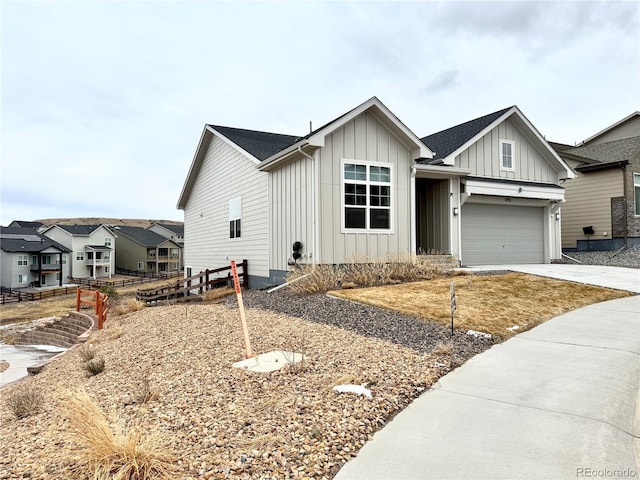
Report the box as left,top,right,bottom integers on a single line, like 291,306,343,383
115,226,173,247
421,107,512,160
0,227,71,253
210,126,300,161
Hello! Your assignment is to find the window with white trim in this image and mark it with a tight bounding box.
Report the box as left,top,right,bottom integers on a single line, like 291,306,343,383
18,274,28,284
76,251,85,261
137,261,144,270
500,140,515,171
104,238,112,247
634,173,640,215
17,255,28,266
229,196,241,239
342,161,392,231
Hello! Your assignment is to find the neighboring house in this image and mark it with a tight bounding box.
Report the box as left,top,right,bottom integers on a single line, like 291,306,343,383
148,222,184,246
552,112,640,251
113,226,182,274
178,97,574,288
7,220,45,231
0,227,71,288
41,224,116,279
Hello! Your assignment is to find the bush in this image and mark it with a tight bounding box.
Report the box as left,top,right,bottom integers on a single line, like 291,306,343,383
133,369,159,404
6,386,44,419
82,357,106,376
77,343,97,362
99,284,119,303
62,390,175,479
111,298,146,317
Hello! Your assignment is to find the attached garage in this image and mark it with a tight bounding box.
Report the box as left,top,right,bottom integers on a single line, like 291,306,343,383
461,202,544,265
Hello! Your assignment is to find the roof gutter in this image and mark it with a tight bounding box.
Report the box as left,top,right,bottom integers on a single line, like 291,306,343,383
575,160,629,173
258,140,312,172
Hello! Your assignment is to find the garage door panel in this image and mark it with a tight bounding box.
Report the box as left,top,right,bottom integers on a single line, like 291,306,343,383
461,203,544,265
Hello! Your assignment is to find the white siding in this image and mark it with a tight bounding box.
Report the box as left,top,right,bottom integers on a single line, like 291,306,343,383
317,111,413,264
561,165,623,248
269,155,315,271
457,118,558,183
183,135,269,278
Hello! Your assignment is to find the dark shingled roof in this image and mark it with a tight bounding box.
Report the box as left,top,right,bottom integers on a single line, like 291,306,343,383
155,223,184,235
209,126,300,161
54,224,103,235
8,220,44,229
421,107,512,160
563,136,640,163
0,227,71,253
115,226,173,247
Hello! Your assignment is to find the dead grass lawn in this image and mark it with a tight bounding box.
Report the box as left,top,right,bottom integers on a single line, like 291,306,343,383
329,272,632,340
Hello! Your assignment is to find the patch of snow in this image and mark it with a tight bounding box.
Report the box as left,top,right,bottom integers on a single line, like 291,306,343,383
507,325,520,331
466,330,492,339
333,383,372,399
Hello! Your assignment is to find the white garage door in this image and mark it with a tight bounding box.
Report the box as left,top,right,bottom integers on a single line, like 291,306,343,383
461,203,544,265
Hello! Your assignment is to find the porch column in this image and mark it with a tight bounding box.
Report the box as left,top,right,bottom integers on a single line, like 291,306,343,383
59,252,63,286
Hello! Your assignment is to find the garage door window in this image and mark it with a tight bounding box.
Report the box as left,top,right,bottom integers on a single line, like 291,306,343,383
342,160,392,232
500,140,515,171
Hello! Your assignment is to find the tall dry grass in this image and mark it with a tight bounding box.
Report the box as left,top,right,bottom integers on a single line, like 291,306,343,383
286,253,450,294
62,390,175,479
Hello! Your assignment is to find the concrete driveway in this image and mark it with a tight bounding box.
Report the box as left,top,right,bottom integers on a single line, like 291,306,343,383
335,266,640,480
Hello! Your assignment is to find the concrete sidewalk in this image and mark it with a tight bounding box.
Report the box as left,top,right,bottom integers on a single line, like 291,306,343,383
335,288,640,479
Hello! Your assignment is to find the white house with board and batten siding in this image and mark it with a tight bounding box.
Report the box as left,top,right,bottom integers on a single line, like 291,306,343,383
177,97,575,288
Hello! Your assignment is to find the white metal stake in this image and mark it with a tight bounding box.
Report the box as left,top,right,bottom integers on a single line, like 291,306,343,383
230,260,253,358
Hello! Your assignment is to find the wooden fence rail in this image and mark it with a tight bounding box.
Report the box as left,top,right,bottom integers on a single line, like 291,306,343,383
76,288,109,329
0,285,79,305
136,260,248,305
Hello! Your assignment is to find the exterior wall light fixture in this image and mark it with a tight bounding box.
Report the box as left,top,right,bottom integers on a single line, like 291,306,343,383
453,207,459,216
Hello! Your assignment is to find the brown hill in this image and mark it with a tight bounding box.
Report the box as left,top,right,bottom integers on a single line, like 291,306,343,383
34,218,183,229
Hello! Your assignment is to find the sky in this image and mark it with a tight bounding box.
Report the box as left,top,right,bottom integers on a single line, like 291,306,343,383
1,0,638,225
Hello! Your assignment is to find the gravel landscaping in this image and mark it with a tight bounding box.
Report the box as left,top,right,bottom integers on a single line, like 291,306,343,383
0,294,492,479
556,245,640,268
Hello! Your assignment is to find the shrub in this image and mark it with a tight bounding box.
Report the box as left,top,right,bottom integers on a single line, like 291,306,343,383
77,343,97,362
287,264,344,294
99,284,119,303
201,286,234,302
62,390,175,479
134,369,159,404
6,385,44,419
111,298,146,317
82,357,106,376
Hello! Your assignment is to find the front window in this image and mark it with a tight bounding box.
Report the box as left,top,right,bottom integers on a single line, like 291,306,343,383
76,251,84,261
137,261,144,270
634,173,640,215
17,255,28,266
105,238,112,247
229,196,242,238
170,248,179,258
18,274,27,284
500,140,515,171
342,161,392,231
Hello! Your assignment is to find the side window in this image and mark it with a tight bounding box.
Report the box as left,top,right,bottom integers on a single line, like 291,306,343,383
342,161,392,231
634,173,640,215
500,140,515,171
229,196,242,239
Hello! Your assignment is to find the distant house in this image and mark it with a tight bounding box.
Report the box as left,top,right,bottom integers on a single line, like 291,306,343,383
0,227,71,288
552,112,640,251
41,224,116,279
114,226,182,274
148,223,184,246
7,220,45,231
178,97,574,287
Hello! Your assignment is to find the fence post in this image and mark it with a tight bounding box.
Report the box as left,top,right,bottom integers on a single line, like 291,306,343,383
76,288,81,311
242,259,249,289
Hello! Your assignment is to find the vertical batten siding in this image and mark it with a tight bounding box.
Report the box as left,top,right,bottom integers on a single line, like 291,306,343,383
268,155,314,272
457,119,558,184
318,112,413,264
561,166,623,248
183,136,269,278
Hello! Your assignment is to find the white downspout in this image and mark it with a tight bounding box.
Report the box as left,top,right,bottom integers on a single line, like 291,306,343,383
410,165,416,258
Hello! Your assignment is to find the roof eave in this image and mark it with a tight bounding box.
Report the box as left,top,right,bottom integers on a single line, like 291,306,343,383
577,112,640,146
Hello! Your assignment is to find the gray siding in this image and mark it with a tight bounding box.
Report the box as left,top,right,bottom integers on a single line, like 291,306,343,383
114,236,148,271
586,116,640,145
269,155,315,271
183,135,269,278
457,118,558,183
561,163,623,248
317,111,413,264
